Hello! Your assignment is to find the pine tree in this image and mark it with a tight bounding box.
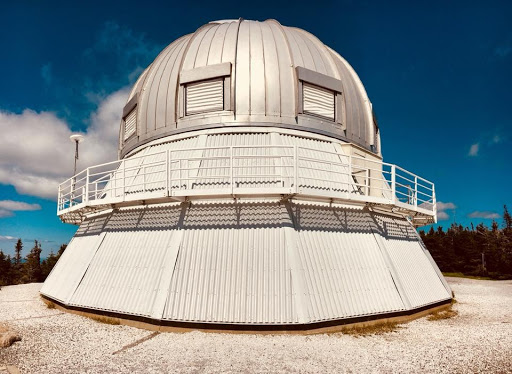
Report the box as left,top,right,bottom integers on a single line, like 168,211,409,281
14,239,22,265
0,250,13,286
41,251,59,279
24,240,42,283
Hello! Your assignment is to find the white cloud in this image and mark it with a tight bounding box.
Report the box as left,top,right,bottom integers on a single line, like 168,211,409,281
0,209,14,218
437,202,456,211
437,211,449,221
0,87,129,200
437,201,456,221
0,200,41,211
0,235,16,240
468,211,500,219
468,143,479,157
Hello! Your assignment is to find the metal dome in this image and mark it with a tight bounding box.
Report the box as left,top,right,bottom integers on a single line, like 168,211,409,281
119,19,378,158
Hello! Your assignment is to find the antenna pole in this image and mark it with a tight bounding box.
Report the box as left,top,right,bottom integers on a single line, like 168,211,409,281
74,139,79,176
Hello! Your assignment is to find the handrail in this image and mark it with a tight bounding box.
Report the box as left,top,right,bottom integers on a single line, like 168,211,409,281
57,145,436,223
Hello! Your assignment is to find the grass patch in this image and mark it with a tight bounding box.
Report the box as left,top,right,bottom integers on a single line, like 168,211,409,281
427,309,458,321
43,299,56,309
88,315,120,325
443,272,493,280
342,322,401,337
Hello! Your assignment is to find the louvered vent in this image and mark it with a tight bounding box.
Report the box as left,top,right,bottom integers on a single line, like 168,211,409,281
123,107,137,141
303,83,335,121
186,79,224,115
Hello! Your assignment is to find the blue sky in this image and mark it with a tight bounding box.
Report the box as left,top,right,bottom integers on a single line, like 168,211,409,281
0,0,511,256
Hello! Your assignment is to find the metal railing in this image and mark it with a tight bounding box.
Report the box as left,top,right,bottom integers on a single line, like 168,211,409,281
57,145,436,221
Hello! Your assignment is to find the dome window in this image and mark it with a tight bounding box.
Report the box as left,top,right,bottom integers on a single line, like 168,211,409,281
296,67,344,128
180,62,232,117
185,79,224,115
123,107,137,141
303,83,335,121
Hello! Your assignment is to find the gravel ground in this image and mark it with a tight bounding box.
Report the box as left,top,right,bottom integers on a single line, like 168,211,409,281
1,277,511,373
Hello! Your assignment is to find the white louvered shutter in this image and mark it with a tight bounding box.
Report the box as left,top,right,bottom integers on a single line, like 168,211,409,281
186,79,224,115
124,107,137,140
303,83,335,121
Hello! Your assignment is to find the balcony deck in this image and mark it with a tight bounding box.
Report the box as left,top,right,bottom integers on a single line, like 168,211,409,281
57,145,436,226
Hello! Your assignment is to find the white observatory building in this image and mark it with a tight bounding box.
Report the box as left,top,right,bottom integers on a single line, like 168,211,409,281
42,19,451,331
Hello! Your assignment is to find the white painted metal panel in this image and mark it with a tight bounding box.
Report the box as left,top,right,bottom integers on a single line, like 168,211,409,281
303,83,335,121
372,214,451,308
163,203,298,324
293,205,405,321
186,79,224,115
69,206,182,317
123,108,137,140
40,219,106,303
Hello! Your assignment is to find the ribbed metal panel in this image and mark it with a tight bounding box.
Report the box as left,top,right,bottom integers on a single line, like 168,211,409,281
303,83,335,120
40,218,106,303
123,108,137,140
69,206,183,317
372,214,451,308
163,203,298,324
44,202,449,325
186,79,224,115
293,205,405,321
120,19,376,158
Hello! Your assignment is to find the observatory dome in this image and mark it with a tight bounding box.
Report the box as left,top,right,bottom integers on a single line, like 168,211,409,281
119,19,378,158
44,19,449,332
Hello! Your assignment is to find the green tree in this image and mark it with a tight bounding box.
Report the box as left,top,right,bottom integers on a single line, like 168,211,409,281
41,251,59,279
24,240,42,283
0,250,13,286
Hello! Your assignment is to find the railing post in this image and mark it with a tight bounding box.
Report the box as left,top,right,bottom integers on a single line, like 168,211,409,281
85,168,89,204
230,146,234,194
294,146,298,193
433,185,437,220
365,168,369,196
391,164,396,204
414,176,418,208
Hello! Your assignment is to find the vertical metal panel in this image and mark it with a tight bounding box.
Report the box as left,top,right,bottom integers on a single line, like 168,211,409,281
371,214,451,308
235,21,250,115
185,79,224,115
163,203,298,324
123,108,137,140
69,206,182,317
249,21,266,115
292,205,405,321
40,219,106,303
260,21,281,116
267,20,296,118
303,83,335,120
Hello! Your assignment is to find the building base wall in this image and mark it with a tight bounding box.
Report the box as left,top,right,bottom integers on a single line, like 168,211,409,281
41,201,451,328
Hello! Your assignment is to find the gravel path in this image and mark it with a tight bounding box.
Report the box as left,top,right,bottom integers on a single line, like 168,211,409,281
1,277,511,373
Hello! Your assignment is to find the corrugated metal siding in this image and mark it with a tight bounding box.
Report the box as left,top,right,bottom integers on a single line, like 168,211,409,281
40,217,107,303
44,202,449,324
303,83,335,120
163,203,298,324
69,206,183,317
371,214,451,308
293,205,405,321
186,79,224,115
